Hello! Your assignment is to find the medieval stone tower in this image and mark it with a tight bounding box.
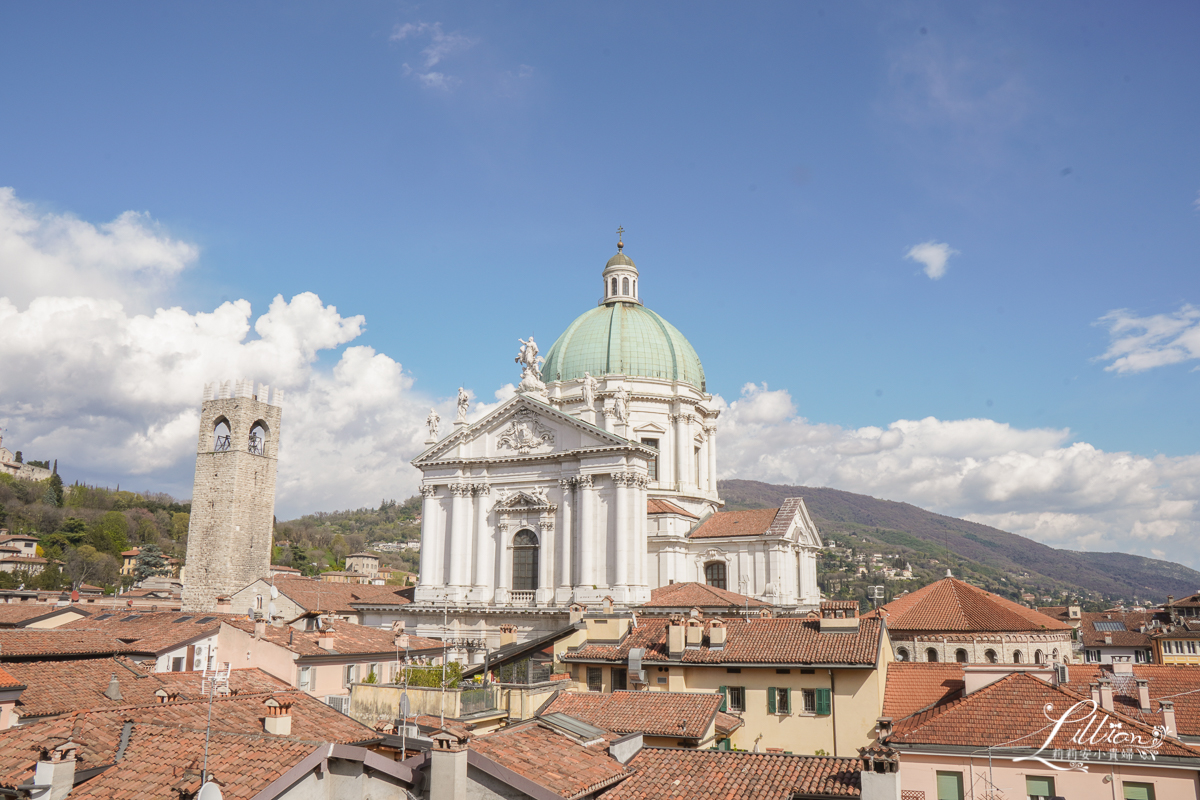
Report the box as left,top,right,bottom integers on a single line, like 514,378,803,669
181,379,283,612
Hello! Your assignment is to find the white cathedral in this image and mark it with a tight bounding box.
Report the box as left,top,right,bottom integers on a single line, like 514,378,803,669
411,237,822,613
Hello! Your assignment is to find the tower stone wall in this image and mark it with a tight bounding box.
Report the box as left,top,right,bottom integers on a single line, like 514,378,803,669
181,379,283,612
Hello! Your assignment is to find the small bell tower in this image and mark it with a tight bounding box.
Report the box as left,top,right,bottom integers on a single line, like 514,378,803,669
600,226,641,306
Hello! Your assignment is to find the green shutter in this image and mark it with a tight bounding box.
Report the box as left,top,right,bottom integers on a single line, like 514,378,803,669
1026,776,1054,798
815,687,832,715
718,686,728,712
936,771,964,800
1123,782,1156,800
767,687,777,714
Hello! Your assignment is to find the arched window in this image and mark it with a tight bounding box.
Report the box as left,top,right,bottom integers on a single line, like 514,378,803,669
955,648,969,663
1013,650,1023,664
925,648,939,663
255,594,264,610
249,421,268,456
622,277,629,295
213,419,232,452
512,530,539,592
611,277,618,297
896,647,909,662
704,562,727,590
1034,649,1044,665
1052,648,1060,662
633,279,637,298
985,649,998,664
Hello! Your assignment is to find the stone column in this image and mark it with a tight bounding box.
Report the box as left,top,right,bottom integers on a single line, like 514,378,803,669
418,485,439,586
673,412,687,489
495,522,510,602
449,484,471,587
613,472,630,589
558,478,575,593
697,429,709,493
538,519,554,602
578,475,595,588
706,424,718,493
601,406,616,434
472,484,491,597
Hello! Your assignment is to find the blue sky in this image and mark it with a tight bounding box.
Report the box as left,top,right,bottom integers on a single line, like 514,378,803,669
2,3,1199,567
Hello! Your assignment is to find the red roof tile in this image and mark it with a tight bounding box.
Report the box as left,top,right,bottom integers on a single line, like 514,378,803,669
647,499,699,519
689,508,780,539
599,748,861,800
0,667,22,690
0,605,76,627
222,618,443,658
272,576,410,612
564,616,882,666
879,578,1070,634
58,610,239,656
0,629,145,658
471,720,632,800
1077,610,1157,648
642,582,769,610
541,690,722,739
881,663,965,719
1061,664,1200,738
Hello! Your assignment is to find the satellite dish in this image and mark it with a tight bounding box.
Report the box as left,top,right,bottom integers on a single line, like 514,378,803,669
268,602,277,618
197,781,224,800
247,607,255,619
399,691,411,720
270,585,279,599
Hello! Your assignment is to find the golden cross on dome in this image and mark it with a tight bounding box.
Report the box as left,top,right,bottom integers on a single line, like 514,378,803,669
616,225,624,250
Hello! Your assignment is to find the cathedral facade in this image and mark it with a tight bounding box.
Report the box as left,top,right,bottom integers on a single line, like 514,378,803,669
411,239,822,615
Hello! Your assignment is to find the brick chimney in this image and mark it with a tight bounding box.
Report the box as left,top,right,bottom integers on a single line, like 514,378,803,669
430,729,469,800
499,625,517,647
254,619,267,639
858,744,900,800
667,616,685,659
685,618,704,648
318,629,336,650
154,688,181,704
263,696,294,736
708,619,727,648
1098,678,1114,713
1136,679,1151,713
1161,700,1177,737
34,741,79,800
1089,682,1100,707
216,595,233,612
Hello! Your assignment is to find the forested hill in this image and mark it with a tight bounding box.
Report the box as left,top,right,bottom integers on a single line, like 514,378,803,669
719,479,1200,604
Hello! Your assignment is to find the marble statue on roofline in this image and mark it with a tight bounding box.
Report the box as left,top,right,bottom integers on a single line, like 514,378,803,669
581,372,597,409
426,408,441,441
456,387,469,423
516,335,547,397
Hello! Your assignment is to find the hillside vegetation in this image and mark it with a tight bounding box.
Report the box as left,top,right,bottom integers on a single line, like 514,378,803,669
719,479,1200,607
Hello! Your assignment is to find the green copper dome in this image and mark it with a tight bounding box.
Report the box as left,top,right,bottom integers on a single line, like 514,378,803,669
542,302,706,390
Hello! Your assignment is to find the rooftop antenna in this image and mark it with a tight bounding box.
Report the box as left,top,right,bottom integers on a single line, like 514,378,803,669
200,660,231,787
868,585,885,610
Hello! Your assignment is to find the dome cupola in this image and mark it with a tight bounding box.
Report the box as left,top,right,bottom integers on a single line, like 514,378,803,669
600,227,640,306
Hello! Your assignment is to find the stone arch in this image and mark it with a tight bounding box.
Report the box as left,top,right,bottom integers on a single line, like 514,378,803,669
925,647,939,663
1052,648,1060,662
622,277,629,295
896,647,909,662
633,278,637,298
611,277,618,297
703,561,727,590
1034,649,1044,664
249,419,269,456
511,529,539,593
955,648,969,663
985,648,998,664
212,417,232,452
1013,650,1023,663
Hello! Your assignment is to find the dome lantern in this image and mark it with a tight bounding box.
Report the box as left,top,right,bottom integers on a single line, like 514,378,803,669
600,226,640,306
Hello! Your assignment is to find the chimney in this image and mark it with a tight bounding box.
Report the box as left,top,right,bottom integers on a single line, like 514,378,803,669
858,745,901,800
499,625,517,647
395,633,410,650
1098,678,1114,713
254,619,267,639
318,630,336,650
667,616,685,658
104,673,122,702
1136,679,1151,713
709,619,727,648
1089,683,1100,707
263,696,294,736
1161,701,1177,737
686,619,704,648
430,729,469,800
216,595,233,612
1068,605,1081,620
568,603,587,625
34,741,79,800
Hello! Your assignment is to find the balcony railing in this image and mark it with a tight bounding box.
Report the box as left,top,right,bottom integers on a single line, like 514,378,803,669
509,590,535,606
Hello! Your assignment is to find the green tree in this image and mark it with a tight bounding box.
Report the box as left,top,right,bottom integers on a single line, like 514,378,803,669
32,562,67,591
47,473,64,507
88,511,130,556
0,503,6,527
133,543,170,581
65,545,119,589
171,512,190,540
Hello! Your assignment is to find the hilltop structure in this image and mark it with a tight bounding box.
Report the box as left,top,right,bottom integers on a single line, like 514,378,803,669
181,379,283,612
0,433,51,481
401,237,822,647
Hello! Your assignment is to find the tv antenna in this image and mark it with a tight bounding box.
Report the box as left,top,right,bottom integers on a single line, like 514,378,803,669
867,585,886,609
200,660,232,788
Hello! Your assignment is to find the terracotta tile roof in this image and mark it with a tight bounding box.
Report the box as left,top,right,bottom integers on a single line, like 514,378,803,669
541,690,722,739
1154,620,1200,640
647,499,699,519
690,508,780,539
0,604,76,627
1167,593,1200,609
879,578,1070,634
889,672,1199,758
0,629,144,658
471,720,632,800
714,710,743,735
222,618,443,658
67,724,318,800
599,748,861,800
0,667,22,689
59,610,236,655
563,616,882,666
1077,610,1157,648
642,582,769,610
272,576,411,612
1061,664,1200,737
2,657,288,718
880,663,965,719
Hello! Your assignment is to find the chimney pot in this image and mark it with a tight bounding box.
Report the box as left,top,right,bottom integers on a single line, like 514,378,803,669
667,617,685,658
104,673,122,702
1098,678,1114,713
1136,678,1152,712
1161,700,1177,737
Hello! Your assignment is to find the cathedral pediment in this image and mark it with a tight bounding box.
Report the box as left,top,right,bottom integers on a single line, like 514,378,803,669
411,393,642,465
493,488,556,513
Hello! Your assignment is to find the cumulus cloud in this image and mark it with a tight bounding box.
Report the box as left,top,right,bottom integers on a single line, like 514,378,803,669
905,240,957,279
714,383,1200,567
391,22,477,90
1095,304,1200,373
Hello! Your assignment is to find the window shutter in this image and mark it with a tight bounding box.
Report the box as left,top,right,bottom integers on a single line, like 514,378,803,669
816,687,832,715
718,686,728,713
767,687,777,714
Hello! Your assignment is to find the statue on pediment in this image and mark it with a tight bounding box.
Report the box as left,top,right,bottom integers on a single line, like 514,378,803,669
456,387,469,423
613,384,630,424
581,372,597,409
425,408,441,440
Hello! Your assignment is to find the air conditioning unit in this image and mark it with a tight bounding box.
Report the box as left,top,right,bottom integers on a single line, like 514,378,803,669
627,648,646,685
325,695,350,715
1054,664,1069,685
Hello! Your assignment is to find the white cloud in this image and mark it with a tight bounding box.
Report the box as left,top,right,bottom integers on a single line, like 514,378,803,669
1095,304,1200,373
392,22,477,90
905,240,958,279
714,383,1200,568
1194,190,1200,212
